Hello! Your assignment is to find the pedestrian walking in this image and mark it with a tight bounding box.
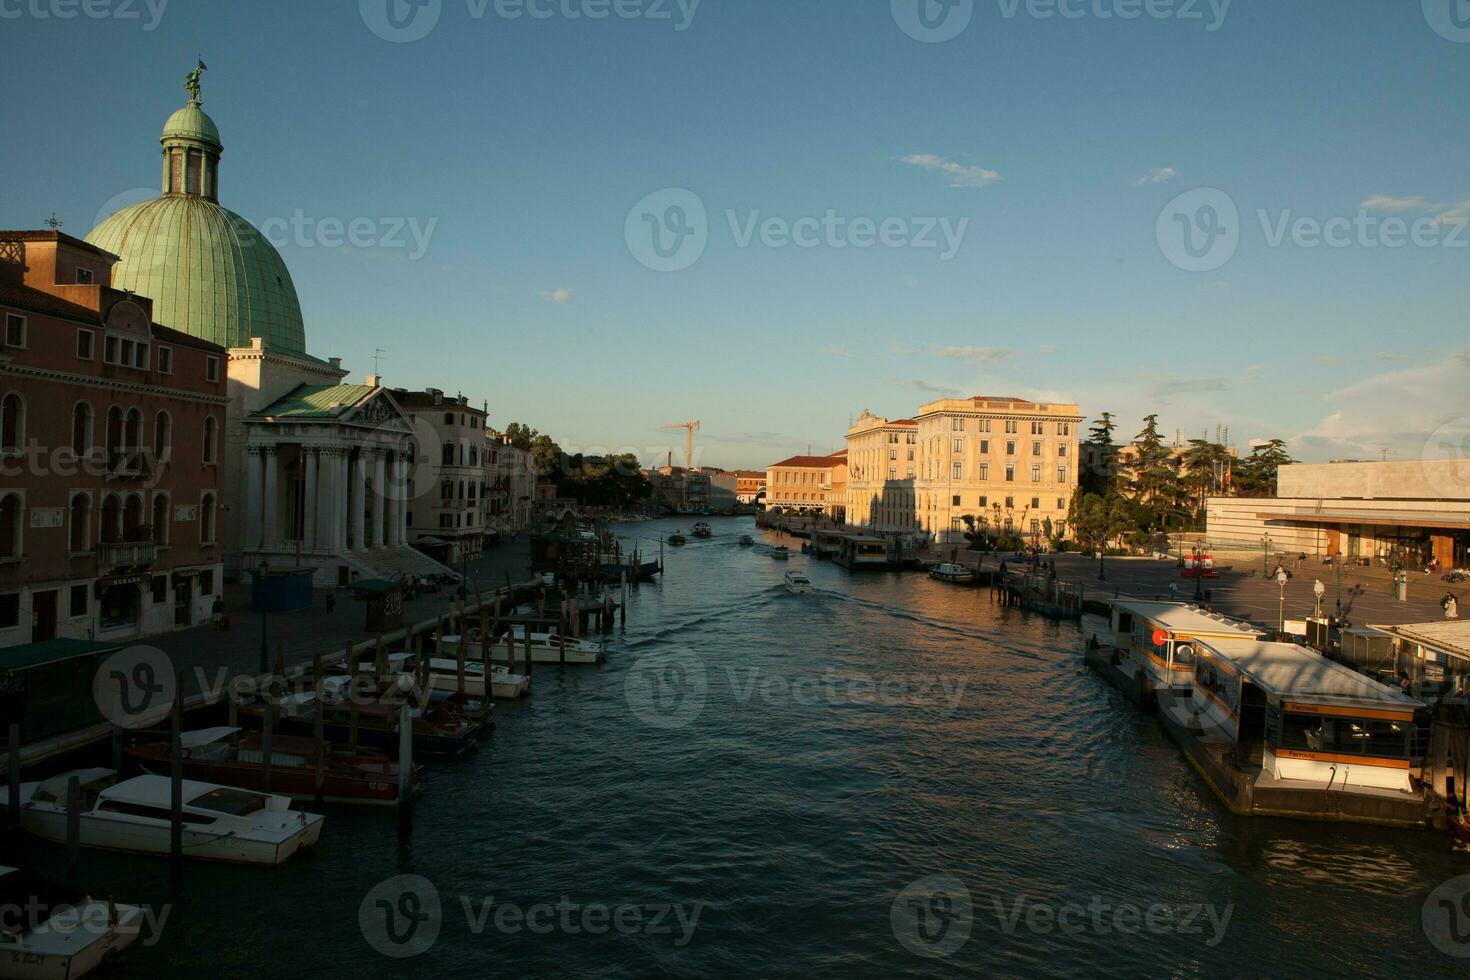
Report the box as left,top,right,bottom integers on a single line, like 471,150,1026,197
210,595,225,629
326,590,337,614
1445,592,1459,620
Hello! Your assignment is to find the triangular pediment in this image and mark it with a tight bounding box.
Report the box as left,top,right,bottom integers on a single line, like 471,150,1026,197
343,389,411,431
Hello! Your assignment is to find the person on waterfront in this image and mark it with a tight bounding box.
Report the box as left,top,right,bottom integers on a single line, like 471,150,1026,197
1445,593,1460,620
326,590,337,614
210,595,225,629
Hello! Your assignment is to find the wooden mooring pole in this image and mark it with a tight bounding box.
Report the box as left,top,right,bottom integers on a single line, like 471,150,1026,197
397,702,413,840
312,653,326,808
7,723,21,829
170,671,184,888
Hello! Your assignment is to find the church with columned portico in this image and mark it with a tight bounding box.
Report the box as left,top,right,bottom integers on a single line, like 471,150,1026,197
86,66,457,586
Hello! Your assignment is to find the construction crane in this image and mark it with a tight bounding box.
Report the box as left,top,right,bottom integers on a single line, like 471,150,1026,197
661,419,701,470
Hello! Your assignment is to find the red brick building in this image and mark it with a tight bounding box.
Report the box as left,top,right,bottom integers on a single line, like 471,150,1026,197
0,230,226,647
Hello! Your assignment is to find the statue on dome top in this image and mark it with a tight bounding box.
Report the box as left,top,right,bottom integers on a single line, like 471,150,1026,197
185,58,208,103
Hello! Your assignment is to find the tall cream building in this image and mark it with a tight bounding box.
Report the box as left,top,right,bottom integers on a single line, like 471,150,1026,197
845,410,919,532
912,395,1082,544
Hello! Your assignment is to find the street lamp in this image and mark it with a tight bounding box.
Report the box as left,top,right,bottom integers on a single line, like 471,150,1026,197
1276,567,1289,637
1313,579,1325,620
1192,543,1204,602
257,559,270,674
1261,534,1273,578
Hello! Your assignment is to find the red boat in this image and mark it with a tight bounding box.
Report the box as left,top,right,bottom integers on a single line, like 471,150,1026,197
125,727,422,806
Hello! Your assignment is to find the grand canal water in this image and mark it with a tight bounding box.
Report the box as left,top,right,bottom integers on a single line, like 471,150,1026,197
11,517,1465,977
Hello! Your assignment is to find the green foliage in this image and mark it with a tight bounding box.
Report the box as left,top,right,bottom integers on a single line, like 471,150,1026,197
1235,439,1294,497
556,453,651,508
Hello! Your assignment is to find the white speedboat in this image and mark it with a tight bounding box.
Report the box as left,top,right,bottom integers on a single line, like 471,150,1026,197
770,546,790,561
6,769,324,865
928,562,976,584
383,649,531,699
784,571,812,593
0,866,146,979
454,631,605,665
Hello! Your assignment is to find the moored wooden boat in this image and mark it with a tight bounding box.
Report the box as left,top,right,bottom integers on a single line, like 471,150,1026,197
125,727,420,806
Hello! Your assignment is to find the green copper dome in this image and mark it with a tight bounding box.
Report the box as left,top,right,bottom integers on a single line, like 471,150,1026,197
161,102,221,148
85,78,307,356
87,196,306,355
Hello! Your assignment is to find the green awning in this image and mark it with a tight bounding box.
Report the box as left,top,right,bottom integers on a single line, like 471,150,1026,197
0,639,122,673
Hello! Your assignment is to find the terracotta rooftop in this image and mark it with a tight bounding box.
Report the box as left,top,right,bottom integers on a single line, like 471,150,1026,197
769,455,847,469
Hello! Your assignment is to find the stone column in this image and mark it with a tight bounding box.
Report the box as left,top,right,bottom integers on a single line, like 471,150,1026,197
335,451,349,552
302,448,318,549
318,449,339,552
373,451,388,548
384,452,400,548
245,446,263,551
396,452,410,545
350,452,366,551
261,447,278,551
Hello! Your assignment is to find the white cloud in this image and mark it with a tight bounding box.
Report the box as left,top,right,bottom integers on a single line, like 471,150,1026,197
898,274,920,289
890,343,922,356
1037,344,1063,355
817,345,856,359
540,287,573,304
1360,194,1427,212
1134,167,1178,186
1374,351,1413,362
1433,199,1470,228
903,379,964,396
1295,351,1470,460
900,154,1002,189
937,345,1015,365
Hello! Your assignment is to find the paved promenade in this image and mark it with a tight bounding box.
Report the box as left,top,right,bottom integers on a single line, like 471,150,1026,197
149,537,538,700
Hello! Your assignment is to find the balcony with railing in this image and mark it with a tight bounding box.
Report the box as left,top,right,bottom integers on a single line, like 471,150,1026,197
98,538,157,572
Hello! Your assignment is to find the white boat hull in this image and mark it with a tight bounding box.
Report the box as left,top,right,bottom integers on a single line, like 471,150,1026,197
19,808,323,866
0,904,144,980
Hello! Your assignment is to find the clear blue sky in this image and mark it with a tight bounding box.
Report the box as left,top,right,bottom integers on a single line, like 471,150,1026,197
5,0,1467,468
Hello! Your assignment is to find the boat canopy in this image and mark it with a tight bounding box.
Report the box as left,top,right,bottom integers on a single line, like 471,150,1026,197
180,727,240,749
0,867,86,936
1111,600,1262,639
1193,637,1424,713
33,768,115,801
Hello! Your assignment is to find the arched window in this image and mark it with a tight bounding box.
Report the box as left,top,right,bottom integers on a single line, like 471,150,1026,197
202,417,218,464
200,492,216,543
105,406,123,458
0,493,20,558
124,408,142,451
0,394,23,454
123,494,144,541
100,494,121,544
152,494,169,546
154,411,172,462
72,402,93,458
69,493,91,554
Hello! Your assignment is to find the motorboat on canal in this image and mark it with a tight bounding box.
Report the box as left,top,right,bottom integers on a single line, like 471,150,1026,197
769,546,790,561
447,628,605,665
738,535,754,547
691,522,713,539
125,727,421,807
928,562,976,584
783,571,812,594
241,692,485,756
0,865,146,979
5,769,324,865
1155,636,1428,824
392,645,532,698
667,532,687,546
1085,600,1263,708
